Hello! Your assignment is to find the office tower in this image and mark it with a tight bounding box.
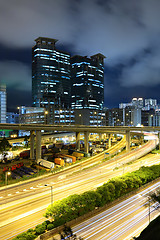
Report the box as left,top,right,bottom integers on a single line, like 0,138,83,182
119,103,132,109
131,98,143,109
6,112,19,124
0,85,6,123
71,54,105,125
18,106,45,124
71,54,105,110
32,37,106,125
145,99,157,110
32,37,71,120
105,108,123,126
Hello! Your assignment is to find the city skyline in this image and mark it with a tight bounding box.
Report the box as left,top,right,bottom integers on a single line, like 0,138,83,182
1,0,160,111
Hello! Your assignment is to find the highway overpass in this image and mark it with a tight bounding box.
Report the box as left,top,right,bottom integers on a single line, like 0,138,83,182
0,124,160,161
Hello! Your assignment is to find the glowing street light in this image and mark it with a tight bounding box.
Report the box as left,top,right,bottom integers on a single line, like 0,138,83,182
44,110,48,124
5,171,11,185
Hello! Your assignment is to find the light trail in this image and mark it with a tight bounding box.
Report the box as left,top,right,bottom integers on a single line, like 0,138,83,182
72,181,160,240
0,136,159,239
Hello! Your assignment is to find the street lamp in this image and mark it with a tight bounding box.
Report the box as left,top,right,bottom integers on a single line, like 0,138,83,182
93,111,98,126
5,171,11,185
44,110,48,124
79,114,82,125
45,184,53,206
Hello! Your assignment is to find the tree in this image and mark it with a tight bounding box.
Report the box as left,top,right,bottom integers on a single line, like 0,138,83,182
24,135,29,148
0,137,11,162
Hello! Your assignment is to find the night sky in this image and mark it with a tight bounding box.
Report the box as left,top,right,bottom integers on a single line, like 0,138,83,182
1,0,160,112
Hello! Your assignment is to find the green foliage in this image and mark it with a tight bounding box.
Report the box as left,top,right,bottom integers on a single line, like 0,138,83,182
0,137,11,151
47,223,54,230
12,231,36,240
109,178,128,198
97,182,116,205
35,224,46,235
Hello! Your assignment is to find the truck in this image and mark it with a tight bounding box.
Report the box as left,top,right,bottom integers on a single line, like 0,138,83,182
72,152,84,158
43,153,54,161
54,158,64,166
20,150,30,159
37,159,54,169
62,154,76,163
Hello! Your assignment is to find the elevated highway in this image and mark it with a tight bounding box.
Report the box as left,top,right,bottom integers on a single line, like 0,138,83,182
1,124,160,162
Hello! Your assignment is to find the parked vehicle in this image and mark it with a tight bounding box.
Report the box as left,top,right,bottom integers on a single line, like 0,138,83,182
54,158,64,166
37,159,55,169
20,150,30,159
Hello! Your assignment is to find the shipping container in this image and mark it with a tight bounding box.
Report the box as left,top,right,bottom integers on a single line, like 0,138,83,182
54,158,64,166
63,154,76,163
37,159,55,169
57,154,73,164
72,152,84,158
19,150,30,159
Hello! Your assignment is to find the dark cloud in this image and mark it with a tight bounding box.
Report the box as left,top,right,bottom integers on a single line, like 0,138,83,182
0,61,31,91
1,0,160,109
120,46,160,87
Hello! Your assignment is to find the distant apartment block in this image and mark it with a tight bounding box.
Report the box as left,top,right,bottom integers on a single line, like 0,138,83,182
144,99,158,110
0,85,6,123
6,112,19,124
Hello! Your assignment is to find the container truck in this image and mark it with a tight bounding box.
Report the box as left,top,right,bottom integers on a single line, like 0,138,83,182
54,158,64,166
20,150,30,159
37,159,54,169
72,152,84,158
62,154,76,163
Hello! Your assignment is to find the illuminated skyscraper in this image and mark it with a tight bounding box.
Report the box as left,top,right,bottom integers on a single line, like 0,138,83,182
0,85,6,123
32,37,71,110
32,37,105,125
145,99,157,110
71,54,105,110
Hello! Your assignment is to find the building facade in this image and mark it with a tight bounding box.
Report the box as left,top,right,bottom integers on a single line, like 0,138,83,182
106,106,141,127
19,106,45,124
32,37,71,123
144,99,157,110
0,85,6,123
71,54,105,110
6,112,19,124
71,54,105,125
32,37,106,126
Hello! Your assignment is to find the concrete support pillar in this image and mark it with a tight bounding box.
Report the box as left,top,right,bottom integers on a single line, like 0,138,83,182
30,130,35,160
36,130,41,161
76,132,80,150
84,131,89,153
102,133,106,140
140,133,144,145
99,133,102,141
108,134,112,148
126,130,130,152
